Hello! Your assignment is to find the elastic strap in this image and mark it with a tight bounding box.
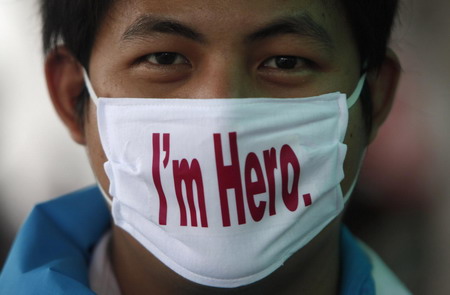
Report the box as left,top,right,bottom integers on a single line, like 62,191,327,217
83,69,110,205
98,183,113,208
82,68,99,106
343,148,367,204
347,73,367,109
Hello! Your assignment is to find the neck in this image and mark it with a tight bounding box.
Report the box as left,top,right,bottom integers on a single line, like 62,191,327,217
110,219,342,295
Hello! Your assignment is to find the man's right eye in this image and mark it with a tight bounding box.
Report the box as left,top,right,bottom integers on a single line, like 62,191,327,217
145,52,189,65
262,56,311,71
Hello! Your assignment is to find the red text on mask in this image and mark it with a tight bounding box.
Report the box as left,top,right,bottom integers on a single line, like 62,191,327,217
152,132,312,228
214,132,312,227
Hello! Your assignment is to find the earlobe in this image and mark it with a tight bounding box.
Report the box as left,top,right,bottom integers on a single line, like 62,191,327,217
367,49,401,143
45,47,87,145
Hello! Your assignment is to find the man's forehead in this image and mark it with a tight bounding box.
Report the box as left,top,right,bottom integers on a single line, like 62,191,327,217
109,0,342,26
103,0,346,43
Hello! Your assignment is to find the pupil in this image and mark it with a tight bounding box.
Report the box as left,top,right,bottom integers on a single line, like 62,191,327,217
275,56,297,69
155,53,177,64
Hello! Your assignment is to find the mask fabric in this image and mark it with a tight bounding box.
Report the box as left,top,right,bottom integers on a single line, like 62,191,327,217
84,70,365,288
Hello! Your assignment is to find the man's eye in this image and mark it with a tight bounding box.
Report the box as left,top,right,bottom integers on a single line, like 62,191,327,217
262,56,308,70
145,52,188,65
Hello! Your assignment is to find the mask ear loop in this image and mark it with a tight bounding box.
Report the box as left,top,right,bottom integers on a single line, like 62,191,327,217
82,68,99,106
98,181,113,208
343,70,368,203
346,73,367,109
82,68,112,207
343,148,367,204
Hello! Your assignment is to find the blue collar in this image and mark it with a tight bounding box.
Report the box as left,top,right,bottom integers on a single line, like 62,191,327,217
0,186,110,294
339,226,375,294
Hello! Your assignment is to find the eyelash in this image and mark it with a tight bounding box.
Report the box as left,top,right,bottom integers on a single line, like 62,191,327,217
142,52,190,66
261,56,312,70
138,52,314,72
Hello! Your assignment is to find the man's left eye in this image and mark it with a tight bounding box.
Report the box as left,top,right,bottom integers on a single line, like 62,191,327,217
145,52,188,65
262,56,308,70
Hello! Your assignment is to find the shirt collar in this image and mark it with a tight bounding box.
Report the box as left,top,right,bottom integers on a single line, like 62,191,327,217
339,226,375,295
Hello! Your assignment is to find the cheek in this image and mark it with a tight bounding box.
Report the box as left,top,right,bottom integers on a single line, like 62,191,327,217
341,101,367,194
85,103,111,196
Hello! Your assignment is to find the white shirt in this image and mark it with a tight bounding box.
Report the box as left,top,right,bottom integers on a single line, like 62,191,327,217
89,231,122,295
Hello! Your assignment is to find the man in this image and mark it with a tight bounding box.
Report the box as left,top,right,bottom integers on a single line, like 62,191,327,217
0,0,409,294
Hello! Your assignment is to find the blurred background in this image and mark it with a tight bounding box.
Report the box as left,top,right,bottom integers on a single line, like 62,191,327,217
0,0,449,294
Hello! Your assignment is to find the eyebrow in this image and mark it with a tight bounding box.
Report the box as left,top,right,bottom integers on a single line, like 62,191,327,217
121,15,205,43
247,13,334,51
121,13,333,51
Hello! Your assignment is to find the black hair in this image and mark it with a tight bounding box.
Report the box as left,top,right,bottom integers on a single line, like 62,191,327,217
341,1,399,71
41,0,399,131
41,1,114,69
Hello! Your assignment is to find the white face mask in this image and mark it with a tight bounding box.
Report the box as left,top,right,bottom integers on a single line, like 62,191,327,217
84,70,365,288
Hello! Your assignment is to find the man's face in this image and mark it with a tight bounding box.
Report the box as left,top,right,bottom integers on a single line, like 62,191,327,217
85,0,366,198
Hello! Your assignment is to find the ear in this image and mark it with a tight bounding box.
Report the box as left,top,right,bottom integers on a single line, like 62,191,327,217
366,48,401,143
45,47,87,145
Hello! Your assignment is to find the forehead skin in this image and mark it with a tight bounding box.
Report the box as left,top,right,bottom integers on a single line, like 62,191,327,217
89,0,360,99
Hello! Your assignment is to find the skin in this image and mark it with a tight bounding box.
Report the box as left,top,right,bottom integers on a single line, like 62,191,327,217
44,0,401,294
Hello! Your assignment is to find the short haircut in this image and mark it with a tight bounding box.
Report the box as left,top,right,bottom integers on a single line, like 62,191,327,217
41,0,399,131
